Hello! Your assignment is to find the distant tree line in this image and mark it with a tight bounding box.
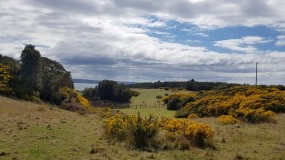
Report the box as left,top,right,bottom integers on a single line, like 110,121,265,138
127,79,240,91
0,45,73,105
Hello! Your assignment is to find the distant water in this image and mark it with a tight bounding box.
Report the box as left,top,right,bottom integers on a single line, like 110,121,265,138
74,83,98,91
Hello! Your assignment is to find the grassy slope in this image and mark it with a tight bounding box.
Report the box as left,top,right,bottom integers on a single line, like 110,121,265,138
1,95,285,160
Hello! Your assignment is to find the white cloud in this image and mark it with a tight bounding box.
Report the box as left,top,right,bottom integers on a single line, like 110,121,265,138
180,28,208,37
214,36,272,53
275,35,285,46
0,0,285,84
194,32,209,37
153,31,171,35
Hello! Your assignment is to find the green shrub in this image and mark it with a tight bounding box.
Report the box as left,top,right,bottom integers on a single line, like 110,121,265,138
129,114,158,148
167,96,180,110
131,90,140,97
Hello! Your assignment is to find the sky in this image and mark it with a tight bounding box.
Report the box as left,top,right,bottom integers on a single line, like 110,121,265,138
0,0,285,85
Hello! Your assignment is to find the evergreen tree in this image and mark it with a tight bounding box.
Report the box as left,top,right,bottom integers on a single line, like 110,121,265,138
20,45,42,96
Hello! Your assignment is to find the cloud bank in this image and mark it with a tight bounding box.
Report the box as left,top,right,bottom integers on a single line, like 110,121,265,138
0,0,285,84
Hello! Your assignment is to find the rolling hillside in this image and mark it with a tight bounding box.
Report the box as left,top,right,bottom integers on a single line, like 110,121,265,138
1,96,285,160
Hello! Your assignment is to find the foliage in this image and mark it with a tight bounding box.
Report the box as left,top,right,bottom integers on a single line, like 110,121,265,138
0,64,14,95
128,80,239,91
104,113,158,148
218,115,239,125
163,93,196,110
19,45,42,95
40,57,74,104
82,87,98,100
167,96,180,110
97,80,133,103
129,113,158,148
161,118,214,147
236,107,275,123
176,86,285,123
58,87,92,111
0,46,74,105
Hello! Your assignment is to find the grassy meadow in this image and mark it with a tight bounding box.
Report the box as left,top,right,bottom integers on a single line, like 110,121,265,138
1,89,285,160
119,88,190,118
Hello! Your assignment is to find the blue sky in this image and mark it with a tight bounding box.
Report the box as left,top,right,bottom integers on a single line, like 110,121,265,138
1,0,285,84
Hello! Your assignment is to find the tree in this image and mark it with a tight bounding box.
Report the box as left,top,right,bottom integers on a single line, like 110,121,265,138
113,84,132,102
97,80,133,103
40,57,74,104
82,87,98,101
19,45,42,96
97,80,117,100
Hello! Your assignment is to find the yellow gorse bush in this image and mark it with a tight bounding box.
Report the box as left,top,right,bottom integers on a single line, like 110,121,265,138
176,86,285,123
104,113,158,148
0,64,14,95
236,107,275,123
161,118,214,146
59,87,92,110
218,115,239,125
104,113,136,140
103,112,215,148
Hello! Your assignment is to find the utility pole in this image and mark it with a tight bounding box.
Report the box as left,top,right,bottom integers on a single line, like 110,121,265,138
255,62,258,86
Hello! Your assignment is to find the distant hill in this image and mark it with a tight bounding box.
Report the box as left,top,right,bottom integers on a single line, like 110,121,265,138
72,79,137,85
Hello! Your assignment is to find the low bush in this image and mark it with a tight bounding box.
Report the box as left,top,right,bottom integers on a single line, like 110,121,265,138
131,90,140,97
103,113,215,149
129,114,158,148
163,93,196,110
167,96,180,110
58,87,93,111
218,115,239,125
104,113,158,148
236,107,275,123
161,118,214,147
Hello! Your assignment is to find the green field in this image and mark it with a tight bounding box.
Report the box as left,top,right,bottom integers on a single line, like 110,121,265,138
1,90,285,160
119,88,190,118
